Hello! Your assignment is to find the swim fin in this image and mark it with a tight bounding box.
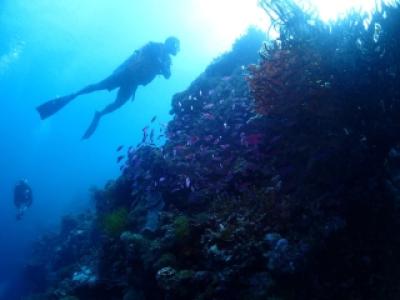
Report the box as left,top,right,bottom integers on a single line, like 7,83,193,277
36,95,75,120
82,111,101,140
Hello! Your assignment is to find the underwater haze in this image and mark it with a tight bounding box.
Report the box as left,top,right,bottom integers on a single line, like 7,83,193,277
3,0,400,299
0,0,264,288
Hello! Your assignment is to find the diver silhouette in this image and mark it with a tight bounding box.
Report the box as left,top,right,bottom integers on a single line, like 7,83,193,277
36,36,180,139
14,179,33,220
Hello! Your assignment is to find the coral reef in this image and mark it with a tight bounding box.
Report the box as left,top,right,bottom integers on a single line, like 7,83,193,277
101,207,129,237
22,2,400,299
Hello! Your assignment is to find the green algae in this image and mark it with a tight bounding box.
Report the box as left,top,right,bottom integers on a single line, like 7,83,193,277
102,207,129,236
173,215,190,240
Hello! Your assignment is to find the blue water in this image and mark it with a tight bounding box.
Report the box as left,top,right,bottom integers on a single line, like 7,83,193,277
0,0,262,292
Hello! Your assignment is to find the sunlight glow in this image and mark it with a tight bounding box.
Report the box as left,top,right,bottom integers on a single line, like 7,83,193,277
303,0,384,21
193,0,266,30
190,0,267,53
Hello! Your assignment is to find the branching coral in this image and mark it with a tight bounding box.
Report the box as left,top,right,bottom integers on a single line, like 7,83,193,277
251,0,400,121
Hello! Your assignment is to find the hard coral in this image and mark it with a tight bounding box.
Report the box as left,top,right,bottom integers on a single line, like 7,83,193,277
248,44,328,116
101,207,129,236
173,215,190,240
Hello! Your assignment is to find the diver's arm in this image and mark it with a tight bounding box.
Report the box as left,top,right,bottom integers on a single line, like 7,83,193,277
162,66,171,79
161,55,172,79
27,189,33,206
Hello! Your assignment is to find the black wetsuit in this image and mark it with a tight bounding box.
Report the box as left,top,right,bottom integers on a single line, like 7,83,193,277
94,41,172,100
14,181,32,220
105,41,172,90
36,40,175,139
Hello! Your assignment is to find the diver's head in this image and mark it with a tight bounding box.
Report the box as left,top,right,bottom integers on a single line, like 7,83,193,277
19,178,28,185
164,36,180,56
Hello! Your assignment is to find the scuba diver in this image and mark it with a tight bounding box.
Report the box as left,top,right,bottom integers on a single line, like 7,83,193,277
36,36,180,139
14,179,33,220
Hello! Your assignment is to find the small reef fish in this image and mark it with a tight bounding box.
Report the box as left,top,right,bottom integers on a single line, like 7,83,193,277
242,133,264,146
185,153,195,160
204,135,214,142
185,177,191,188
117,155,124,163
151,115,157,123
201,113,215,120
174,145,187,151
150,129,155,144
116,145,124,152
142,126,149,143
187,135,200,146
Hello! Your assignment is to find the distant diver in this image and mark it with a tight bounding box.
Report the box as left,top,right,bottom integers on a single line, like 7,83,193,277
14,179,33,220
36,36,180,139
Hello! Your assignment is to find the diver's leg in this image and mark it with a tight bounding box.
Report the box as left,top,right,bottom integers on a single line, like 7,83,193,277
36,94,76,119
16,206,24,220
82,85,137,139
36,76,118,120
71,80,110,98
58,76,118,103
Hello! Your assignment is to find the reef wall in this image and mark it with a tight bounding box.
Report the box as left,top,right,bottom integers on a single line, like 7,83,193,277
22,1,400,299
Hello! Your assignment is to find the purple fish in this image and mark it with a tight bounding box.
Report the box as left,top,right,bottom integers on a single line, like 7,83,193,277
142,126,149,143
150,129,155,144
185,177,191,188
